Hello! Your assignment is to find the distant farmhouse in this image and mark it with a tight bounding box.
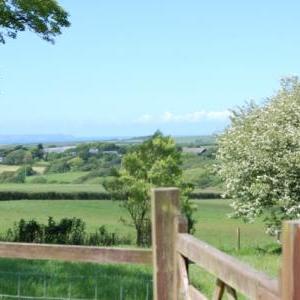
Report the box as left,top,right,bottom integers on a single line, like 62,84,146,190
44,146,76,154
0,156,3,163
182,147,207,155
88,148,99,155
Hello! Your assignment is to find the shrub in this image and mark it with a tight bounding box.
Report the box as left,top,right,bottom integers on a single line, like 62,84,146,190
30,176,47,184
0,170,25,183
1,217,131,246
47,160,70,173
88,225,132,246
44,217,86,245
18,166,37,177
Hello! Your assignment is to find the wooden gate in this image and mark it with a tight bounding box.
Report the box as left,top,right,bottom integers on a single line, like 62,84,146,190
151,188,299,300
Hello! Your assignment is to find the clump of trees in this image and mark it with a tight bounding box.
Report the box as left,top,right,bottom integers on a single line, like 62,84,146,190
104,131,196,246
217,77,300,235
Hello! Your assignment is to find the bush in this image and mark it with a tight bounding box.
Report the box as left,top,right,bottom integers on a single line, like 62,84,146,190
47,160,70,173
18,166,37,177
1,217,131,246
44,217,86,245
29,176,47,184
72,169,112,184
0,170,25,183
88,225,132,246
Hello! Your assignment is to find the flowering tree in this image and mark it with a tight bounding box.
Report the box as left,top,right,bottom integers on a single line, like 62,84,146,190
217,77,300,234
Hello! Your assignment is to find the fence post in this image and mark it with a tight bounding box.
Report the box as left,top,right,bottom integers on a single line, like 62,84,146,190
177,215,189,299
152,187,180,300
281,220,300,300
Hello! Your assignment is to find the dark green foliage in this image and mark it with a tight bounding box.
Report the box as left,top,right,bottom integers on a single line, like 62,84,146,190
47,160,70,173
4,149,30,165
31,143,44,160
2,217,131,246
0,191,112,200
190,191,223,199
43,217,85,245
0,0,70,44
88,225,132,246
106,131,196,246
9,219,43,243
0,189,220,200
17,165,36,176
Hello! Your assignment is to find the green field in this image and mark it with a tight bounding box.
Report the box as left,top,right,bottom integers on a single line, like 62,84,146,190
0,199,280,298
0,259,152,299
0,165,19,173
0,164,46,174
26,171,87,184
0,200,278,263
0,183,106,193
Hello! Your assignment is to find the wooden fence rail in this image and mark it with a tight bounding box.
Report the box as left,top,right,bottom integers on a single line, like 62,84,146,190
0,242,152,265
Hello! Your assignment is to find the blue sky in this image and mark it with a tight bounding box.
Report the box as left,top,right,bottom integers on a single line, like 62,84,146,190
1,0,300,137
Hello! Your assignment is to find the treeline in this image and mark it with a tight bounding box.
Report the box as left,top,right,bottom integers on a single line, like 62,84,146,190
0,190,222,201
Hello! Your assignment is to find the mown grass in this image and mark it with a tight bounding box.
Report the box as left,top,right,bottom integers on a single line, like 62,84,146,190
0,258,153,299
0,199,280,298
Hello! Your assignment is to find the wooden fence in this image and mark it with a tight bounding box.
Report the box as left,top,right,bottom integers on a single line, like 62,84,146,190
152,188,298,300
0,187,298,299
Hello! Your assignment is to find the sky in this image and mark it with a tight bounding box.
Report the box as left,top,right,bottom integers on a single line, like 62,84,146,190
1,0,300,137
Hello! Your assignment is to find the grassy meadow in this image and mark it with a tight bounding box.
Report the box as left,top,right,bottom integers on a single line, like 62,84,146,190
0,164,46,174
0,199,276,249
0,198,280,298
0,141,279,298
0,183,106,193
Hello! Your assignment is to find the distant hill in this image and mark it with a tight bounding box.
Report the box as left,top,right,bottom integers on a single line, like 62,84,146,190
0,135,127,146
0,135,78,145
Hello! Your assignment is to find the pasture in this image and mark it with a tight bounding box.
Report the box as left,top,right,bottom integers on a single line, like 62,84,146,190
0,164,46,174
0,198,280,299
0,183,106,193
26,171,87,184
0,165,19,173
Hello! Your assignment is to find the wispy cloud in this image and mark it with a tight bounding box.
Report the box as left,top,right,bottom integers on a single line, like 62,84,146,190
135,110,231,124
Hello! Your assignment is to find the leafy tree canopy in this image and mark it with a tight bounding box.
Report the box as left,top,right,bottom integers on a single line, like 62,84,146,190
217,77,300,234
0,0,70,44
104,131,196,246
